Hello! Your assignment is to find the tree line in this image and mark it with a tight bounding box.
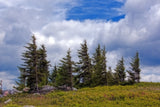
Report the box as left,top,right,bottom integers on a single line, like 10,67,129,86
15,35,141,92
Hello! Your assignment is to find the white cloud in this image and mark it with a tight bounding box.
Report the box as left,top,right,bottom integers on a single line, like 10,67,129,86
0,31,5,44
0,72,16,90
0,0,23,7
107,50,122,69
141,66,160,75
0,0,160,90
0,0,78,69
141,74,160,82
32,0,160,76
138,65,160,82
34,32,55,46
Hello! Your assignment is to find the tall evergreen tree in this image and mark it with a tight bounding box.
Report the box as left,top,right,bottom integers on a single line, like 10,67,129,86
76,40,92,87
16,36,49,92
92,44,107,86
49,65,58,86
56,49,74,90
107,67,115,85
101,46,107,85
114,57,126,84
15,68,27,90
23,35,39,91
127,52,141,83
37,45,50,86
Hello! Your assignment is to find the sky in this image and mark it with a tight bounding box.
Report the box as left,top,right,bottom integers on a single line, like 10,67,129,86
0,0,160,89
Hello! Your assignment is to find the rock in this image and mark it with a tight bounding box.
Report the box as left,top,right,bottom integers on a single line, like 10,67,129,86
4,99,12,104
38,85,55,94
66,86,72,91
3,91,9,96
57,85,77,91
57,85,68,90
23,87,30,92
41,85,55,91
33,93,40,95
73,87,78,91
10,89,22,95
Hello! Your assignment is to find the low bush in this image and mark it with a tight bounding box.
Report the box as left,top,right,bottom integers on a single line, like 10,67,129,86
0,82,159,107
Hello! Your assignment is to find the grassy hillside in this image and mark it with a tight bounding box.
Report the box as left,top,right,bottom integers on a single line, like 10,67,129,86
0,82,160,107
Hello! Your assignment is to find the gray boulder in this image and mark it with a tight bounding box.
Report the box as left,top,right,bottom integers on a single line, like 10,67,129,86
4,99,12,104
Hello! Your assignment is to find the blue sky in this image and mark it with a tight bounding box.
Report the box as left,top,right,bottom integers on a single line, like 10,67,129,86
0,0,160,89
66,0,124,21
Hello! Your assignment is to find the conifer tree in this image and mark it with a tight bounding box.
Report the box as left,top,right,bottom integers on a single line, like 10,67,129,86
37,45,50,86
16,36,49,92
76,40,92,87
49,65,58,86
92,44,107,86
101,46,107,85
15,68,27,90
23,35,39,91
114,57,126,84
107,67,115,85
127,52,141,83
127,70,135,84
56,49,74,90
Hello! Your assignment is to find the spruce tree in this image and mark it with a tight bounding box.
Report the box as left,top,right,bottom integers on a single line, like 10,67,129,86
37,45,50,86
127,52,141,83
56,49,74,90
15,67,27,90
107,67,115,85
76,40,92,87
16,36,49,92
101,46,107,85
49,65,58,86
114,57,126,84
23,35,39,91
92,44,107,86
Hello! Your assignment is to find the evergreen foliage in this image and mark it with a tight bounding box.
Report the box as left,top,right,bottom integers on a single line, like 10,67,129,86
16,36,49,92
127,52,141,83
106,67,115,85
49,65,58,86
101,46,107,85
92,44,107,86
75,40,92,87
22,35,39,91
15,36,142,92
15,68,26,90
56,49,74,90
114,57,126,84
37,45,50,86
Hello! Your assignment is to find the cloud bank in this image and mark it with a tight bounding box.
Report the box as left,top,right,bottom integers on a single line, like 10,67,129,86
0,0,160,89
0,72,16,89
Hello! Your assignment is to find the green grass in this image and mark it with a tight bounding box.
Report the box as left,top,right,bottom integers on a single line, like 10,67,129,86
0,82,160,107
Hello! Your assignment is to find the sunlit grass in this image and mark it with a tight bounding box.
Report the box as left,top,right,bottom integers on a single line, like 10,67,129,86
0,82,160,107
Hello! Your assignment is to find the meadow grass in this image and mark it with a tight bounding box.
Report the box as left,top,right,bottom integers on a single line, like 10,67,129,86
0,82,160,107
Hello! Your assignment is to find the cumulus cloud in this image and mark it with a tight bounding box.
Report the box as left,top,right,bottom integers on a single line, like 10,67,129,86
141,66,160,75
0,0,78,89
0,0,78,69
126,65,160,82
0,31,5,44
107,50,123,68
0,0,160,89
0,72,17,90
24,0,160,81
141,73,160,82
